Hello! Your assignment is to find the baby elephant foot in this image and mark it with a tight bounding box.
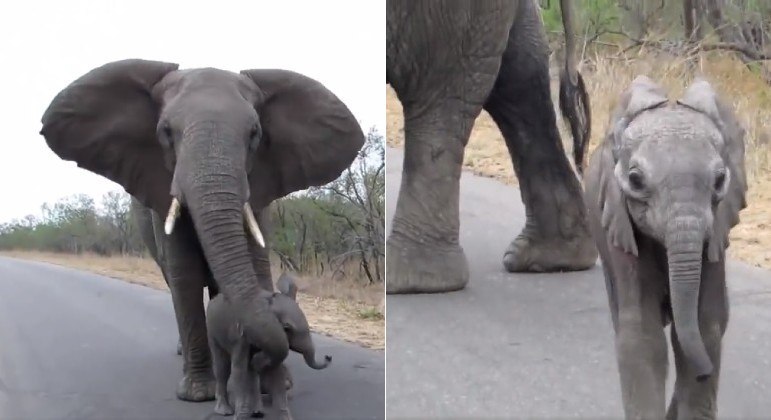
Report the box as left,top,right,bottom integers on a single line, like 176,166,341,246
284,365,293,390
253,395,265,417
213,398,234,415
176,374,216,402
276,408,294,420
260,364,293,393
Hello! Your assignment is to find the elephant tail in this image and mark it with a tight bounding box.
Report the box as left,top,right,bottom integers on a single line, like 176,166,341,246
558,0,591,176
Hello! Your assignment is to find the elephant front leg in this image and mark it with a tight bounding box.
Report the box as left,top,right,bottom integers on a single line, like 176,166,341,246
210,341,234,415
263,363,293,420
230,343,256,420
386,108,472,294
259,363,293,394
615,313,669,418
386,1,514,294
165,220,215,402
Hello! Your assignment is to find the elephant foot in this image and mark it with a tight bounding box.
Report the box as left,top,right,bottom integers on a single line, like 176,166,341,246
176,338,182,356
502,230,597,272
386,233,469,294
214,397,234,415
176,374,216,402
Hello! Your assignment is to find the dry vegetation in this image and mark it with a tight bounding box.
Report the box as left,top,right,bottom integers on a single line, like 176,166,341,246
1,250,384,349
387,51,771,269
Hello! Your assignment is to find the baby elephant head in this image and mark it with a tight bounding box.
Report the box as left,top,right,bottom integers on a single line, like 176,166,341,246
269,272,332,370
593,76,747,381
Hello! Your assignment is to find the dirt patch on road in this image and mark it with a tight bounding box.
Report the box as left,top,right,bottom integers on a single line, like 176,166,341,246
386,52,771,270
1,250,384,350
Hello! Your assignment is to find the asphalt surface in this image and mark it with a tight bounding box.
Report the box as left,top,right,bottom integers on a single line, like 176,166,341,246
0,257,384,420
386,147,771,418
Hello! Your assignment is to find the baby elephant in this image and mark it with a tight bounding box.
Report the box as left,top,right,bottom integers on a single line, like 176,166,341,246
584,76,746,419
207,272,332,419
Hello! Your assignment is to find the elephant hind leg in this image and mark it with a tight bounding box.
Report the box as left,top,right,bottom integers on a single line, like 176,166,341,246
483,0,596,273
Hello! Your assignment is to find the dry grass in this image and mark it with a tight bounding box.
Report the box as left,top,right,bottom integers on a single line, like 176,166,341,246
1,250,384,349
387,50,771,269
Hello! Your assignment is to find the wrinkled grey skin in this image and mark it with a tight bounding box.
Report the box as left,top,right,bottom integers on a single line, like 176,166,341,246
386,0,596,293
207,273,331,420
40,59,363,401
130,198,293,393
583,76,747,419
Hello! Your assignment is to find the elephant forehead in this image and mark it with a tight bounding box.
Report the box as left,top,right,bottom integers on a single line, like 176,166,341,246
624,107,723,150
171,68,256,97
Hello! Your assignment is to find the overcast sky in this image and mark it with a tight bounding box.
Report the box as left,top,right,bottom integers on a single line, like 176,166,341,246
0,0,384,222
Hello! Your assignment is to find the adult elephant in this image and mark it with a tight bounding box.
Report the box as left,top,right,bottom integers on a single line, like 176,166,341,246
386,0,597,293
39,59,364,401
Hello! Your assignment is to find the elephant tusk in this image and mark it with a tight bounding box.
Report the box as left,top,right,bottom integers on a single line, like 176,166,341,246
164,197,181,235
243,202,266,248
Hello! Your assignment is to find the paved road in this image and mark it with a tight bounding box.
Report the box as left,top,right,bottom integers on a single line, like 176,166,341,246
0,257,384,420
386,147,771,418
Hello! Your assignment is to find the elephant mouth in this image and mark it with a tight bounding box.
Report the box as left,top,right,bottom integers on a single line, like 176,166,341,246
163,196,266,247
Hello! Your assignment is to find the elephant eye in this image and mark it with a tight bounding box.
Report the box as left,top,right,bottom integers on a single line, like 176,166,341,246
628,168,645,191
714,170,726,191
249,123,262,140
160,122,173,144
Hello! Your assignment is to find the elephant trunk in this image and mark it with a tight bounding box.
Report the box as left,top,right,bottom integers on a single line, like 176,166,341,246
666,216,712,382
176,124,288,365
303,351,332,370
294,335,331,370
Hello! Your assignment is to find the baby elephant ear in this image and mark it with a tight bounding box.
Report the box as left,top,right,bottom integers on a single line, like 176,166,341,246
591,76,669,256
678,80,747,262
277,272,299,301
609,76,669,156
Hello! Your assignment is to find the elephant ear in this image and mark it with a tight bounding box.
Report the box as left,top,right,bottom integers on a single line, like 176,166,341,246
241,69,365,208
277,272,298,301
677,79,747,262
40,59,179,215
599,76,669,256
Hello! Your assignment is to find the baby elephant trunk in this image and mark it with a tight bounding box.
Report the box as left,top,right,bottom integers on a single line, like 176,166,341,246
304,352,332,370
295,335,332,370
666,217,713,382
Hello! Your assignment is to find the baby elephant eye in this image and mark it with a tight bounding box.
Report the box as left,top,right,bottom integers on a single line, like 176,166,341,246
628,168,645,191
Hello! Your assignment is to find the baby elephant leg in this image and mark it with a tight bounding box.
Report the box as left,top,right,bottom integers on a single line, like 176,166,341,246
231,342,256,419
210,341,233,415
260,363,292,393
251,364,265,416
264,364,292,420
